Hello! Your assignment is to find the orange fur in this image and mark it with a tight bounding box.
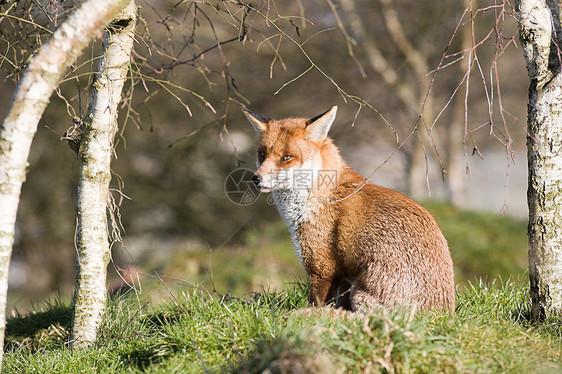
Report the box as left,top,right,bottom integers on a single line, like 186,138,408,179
243,106,455,312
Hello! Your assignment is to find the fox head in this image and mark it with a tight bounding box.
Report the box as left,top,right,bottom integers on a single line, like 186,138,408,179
243,106,338,192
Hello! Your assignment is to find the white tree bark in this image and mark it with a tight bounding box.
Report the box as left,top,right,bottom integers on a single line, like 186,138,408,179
0,0,131,367
517,0,562,320
70,1,137,349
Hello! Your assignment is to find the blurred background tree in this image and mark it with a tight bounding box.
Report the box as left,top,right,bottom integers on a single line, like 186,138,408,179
0,0,528,311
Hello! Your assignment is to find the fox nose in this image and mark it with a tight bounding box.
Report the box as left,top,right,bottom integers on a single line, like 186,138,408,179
252,174,262,186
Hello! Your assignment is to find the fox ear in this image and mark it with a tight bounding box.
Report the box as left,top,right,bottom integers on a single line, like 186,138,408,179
305,106,337,141
243,108,270,134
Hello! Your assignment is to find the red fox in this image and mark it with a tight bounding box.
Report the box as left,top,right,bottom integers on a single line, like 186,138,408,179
243,106,455,312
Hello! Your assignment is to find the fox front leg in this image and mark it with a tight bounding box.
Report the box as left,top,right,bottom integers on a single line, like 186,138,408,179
308,274,334,307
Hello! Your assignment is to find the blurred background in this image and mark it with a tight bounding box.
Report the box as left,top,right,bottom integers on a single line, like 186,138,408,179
0,0,529,312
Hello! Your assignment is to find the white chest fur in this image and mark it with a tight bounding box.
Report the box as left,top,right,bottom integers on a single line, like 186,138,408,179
271,189,310,264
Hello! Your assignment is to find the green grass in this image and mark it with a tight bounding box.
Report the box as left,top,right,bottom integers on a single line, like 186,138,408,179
4,202,543,372
3,279,562,373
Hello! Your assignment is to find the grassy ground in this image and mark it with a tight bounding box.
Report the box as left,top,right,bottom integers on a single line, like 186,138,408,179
3,279,562,373
5,202,554,373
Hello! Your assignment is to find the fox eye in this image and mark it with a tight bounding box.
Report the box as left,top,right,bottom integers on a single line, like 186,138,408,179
258,150,266,160
281,155,293,162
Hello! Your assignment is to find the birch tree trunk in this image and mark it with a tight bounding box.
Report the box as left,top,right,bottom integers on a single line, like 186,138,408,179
517,0,562,320
70,0,137,349
0,0,131,367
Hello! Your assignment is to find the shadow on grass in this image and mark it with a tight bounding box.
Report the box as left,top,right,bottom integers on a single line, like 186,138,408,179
5,300,73,352
513,302,562,340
